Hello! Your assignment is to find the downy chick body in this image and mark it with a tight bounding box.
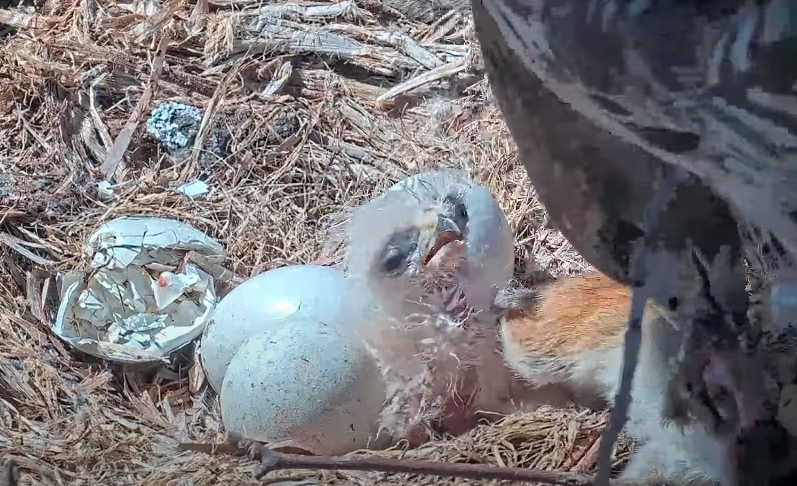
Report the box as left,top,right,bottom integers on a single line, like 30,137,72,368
499,272,734,486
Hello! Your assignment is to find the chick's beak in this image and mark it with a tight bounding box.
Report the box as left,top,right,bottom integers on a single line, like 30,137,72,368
422,214,463,266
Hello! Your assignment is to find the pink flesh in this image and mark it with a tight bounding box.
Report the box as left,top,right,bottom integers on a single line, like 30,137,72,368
702,350,779,432
308,255,336,266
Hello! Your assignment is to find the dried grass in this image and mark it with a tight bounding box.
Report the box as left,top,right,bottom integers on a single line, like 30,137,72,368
0,0,601,483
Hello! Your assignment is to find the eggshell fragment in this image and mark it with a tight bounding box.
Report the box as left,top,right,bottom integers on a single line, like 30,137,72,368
220,316,387,455
200,265,375,393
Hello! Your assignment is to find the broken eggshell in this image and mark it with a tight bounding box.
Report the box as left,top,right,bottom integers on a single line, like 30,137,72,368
85,216,225,270
220,315,387,455
53,216,224,364
200,264,377,393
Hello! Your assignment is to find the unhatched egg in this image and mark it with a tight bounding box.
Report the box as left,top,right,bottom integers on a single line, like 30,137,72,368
220,315,388,454
200,264,376,393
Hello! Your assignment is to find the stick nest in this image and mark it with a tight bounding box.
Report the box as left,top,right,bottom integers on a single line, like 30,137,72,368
0,0,604,483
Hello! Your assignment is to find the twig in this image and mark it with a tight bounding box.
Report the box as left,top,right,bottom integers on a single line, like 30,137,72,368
81,117,109,164
376,61,467,103
190,0,208,25
0,232,57,266
370,31,443,68
253,0,362,26
561,417,607,472
421,10,461,43
232,20,419,76
182,437,639,486
100,33,169,181
262,60,293,96
0,9,59,29
183,60,243,181
131,0,184,44
328,24,443,69
571,435,602,473
88,75,114,150
26,271,46,324
594,170,683,486
1,455,81,481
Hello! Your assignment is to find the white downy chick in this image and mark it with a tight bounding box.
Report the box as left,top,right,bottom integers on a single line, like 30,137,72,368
341,168,522,444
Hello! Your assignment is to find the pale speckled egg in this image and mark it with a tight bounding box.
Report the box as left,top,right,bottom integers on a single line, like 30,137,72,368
220,315,387,455
200,264,376,393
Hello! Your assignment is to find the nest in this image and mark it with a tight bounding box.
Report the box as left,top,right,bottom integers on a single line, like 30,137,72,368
0,0,605,483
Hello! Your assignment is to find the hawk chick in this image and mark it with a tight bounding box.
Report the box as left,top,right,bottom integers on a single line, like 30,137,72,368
342,168,522,444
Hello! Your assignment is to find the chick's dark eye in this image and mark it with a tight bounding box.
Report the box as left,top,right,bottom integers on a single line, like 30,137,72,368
455,202,467,220
381,247,406,273
444,194,467,221
379,227,418,274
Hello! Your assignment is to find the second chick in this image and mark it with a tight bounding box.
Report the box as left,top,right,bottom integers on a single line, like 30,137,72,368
498,272,735,486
